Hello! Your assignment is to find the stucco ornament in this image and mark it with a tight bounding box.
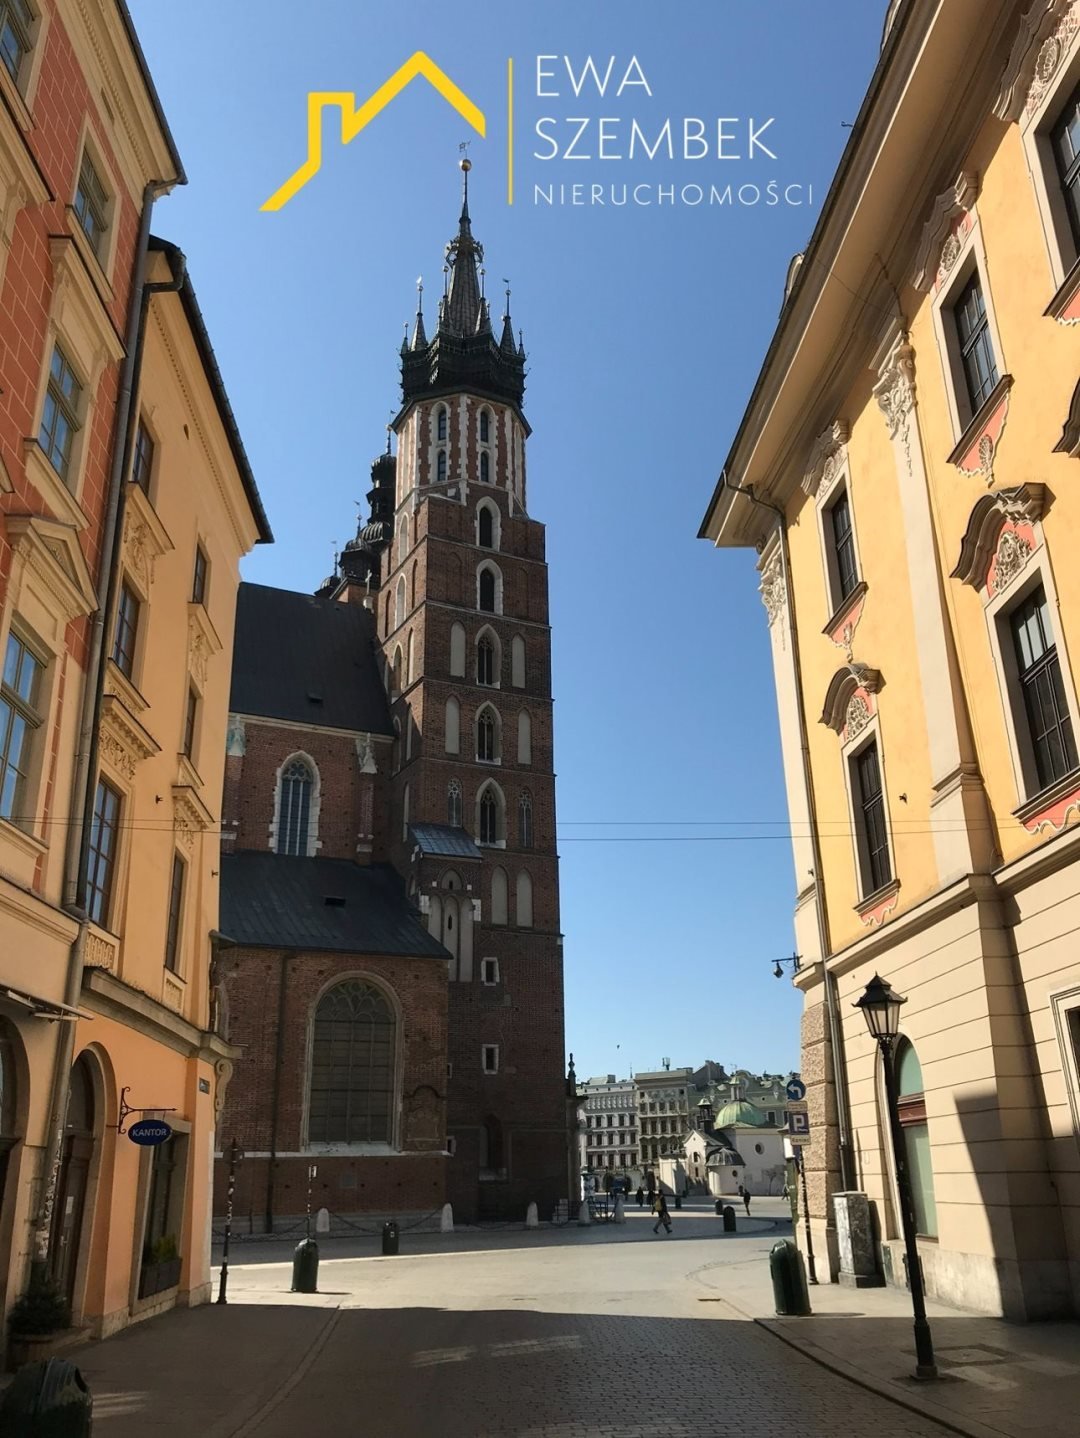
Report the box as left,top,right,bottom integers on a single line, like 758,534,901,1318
1029,3,1080,115
938,232,962,280
845,696,871,740
873,338,917,464
188,618,210,686
99,729,136,780
991,528,1033,594
759,552,787,629
124,517,154,588
978,435,996,483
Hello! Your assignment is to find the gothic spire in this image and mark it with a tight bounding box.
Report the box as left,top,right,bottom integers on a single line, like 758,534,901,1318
410,278,427,350
443,157,483,336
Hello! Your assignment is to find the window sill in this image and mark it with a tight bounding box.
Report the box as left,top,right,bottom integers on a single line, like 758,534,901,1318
0,60,33,134
104,660,150,718
1044,252,1080,324
946,373,1013,467
822,580,869,641
1013,768,1080,833
854,877,901,929
21,441,91,532
0,815,49,859
306,1142,400,1156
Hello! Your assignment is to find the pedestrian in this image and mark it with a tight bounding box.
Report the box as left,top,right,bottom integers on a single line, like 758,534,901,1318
739,1184,751,1216
636,1186,644,1207
652,1192,672,1235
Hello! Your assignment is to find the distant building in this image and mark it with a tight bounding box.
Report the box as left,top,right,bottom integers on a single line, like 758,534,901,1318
634,1067,694,1170
577,1075,637,1174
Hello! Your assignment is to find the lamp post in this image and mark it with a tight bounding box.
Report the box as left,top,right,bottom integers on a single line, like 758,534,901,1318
216,1137,244,1305
854,975,937,1380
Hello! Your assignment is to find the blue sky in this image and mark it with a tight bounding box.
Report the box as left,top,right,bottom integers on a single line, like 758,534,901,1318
129,0,887,1081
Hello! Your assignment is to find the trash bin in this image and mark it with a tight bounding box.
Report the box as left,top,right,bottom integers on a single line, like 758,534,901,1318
0,1357,93,1435
291,1237,319,1293
769,1238,811,1316
722,1205,737,1232
382,1220,399,1256
714,1198,723,1216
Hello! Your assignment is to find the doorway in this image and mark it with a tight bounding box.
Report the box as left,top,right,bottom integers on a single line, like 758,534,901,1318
49,1055,96,1308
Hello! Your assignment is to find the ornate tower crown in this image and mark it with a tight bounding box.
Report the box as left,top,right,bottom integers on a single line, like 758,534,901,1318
400,159,526,411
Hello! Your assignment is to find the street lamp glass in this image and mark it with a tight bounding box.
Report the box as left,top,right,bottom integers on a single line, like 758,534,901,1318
854,973,906,1042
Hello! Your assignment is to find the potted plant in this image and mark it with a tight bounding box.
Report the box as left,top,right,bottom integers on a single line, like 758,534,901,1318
7,1274,71,1368
138,1234,181,1299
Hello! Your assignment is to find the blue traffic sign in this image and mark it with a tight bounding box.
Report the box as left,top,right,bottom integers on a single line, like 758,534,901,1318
128,1119,173,1146
788,1110,811,1137
786,1078,807,1102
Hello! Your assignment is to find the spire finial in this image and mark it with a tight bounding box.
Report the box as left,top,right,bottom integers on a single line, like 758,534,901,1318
503,278,511,319
459,143,472,222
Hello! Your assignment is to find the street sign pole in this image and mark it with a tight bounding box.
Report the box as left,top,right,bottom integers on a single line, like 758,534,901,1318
798,1147,818,1285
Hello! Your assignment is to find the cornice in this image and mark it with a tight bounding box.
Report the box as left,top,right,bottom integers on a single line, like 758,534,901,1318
4,512,96,621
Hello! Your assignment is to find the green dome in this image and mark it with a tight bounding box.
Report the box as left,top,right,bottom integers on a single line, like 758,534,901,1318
716,1099,768,1128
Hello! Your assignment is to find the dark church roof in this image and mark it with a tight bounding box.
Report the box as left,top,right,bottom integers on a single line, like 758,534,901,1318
230,583,392,734
410,825,483,860
221,854,448,958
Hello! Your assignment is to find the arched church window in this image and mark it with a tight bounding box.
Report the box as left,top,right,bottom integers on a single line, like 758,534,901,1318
308,981,396,1145
437,449,447,484
479,409,490,444
519,792,533,848
478,506,494,549
479,786,501,845
277,758,314,855
479,565,498,614
477,636,495,687
477,707,498,763
395,576,406,629
437,406,448,442
447,779,463,827
480,452,490,484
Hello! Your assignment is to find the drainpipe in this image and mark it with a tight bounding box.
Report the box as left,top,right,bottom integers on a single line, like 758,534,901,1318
30,183,183,1283
265,954,289,1233
721,473,856,1194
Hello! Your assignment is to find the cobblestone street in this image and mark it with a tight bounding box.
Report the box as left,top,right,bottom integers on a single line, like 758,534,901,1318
73,1202,958,1437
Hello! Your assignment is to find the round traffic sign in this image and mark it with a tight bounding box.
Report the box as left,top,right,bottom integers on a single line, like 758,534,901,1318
785,1079,807,1102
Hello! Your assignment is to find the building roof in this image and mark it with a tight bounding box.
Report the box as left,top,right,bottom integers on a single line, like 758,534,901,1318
115,2,186,183
230,583,392,734
411,824,483,860
716,1100,770,1129
220,853,448,958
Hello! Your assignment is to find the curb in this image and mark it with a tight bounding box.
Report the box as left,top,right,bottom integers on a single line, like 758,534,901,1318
752,1316,1015,1438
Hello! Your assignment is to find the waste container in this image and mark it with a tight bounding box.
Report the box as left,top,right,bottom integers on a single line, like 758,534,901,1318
291,1237,319,1293
714,1198,723,1216
722,1205,737,1232
769,1238,811,1316
382,1220,399,1256
0,1357,93,1435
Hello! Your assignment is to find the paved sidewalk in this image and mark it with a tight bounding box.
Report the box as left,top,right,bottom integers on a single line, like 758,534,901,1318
692,1242,1080,1438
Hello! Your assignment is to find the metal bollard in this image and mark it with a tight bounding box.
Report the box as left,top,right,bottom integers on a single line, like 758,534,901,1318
291,1237,319,1293
722,1205,737,1232
770,1238,812,1316
382,1220,399,1256
714,1198,724,1216
0,1358,93,1435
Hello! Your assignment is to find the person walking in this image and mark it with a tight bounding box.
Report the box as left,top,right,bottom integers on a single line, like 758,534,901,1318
739,1184,751,1216
652,1192,672,1235
636,1186,644,1208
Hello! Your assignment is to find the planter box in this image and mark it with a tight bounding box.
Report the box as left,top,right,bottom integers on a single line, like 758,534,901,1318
6,1327,84,1372
138,1257,181,1300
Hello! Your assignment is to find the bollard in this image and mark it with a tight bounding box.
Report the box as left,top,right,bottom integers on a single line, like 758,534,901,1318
315,1206,331,1235
770,1238,811,1316
440,1202,454,1234
722,1205,737,1233
291,1237,319,1293
382,1220,399,1256
613,1194,626,1224
715,1198,724,1216
674,1194,682,1210
525,1201,539,1229
577,1199,592,1226
0,1358,93,1435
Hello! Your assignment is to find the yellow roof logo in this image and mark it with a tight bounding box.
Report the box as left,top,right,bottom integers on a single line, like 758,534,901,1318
262,52,486,212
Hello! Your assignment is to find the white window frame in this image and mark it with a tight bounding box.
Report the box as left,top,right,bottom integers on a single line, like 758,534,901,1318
1017,24,1080,291
476,560,503,616
0,618,50,840
984,548,1080,808
475,624,501,689
841,714,897,906
475,703,502,765
69,123,121,289
0,0,49,119
816,465,865,622
269,751,322,857
482,1044,499,1075
930,218,1007,440
476,497,501,550
1050,983,1080,1156
475,780,506,849
481,957,500,986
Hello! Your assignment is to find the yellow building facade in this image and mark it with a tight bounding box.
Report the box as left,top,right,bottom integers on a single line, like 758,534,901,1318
702,0,1080,1318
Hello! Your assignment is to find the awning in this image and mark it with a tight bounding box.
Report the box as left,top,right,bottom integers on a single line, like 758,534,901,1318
0,986,88,1022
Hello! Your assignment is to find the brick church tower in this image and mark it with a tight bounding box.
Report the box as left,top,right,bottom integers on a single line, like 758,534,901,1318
364,161,567,1220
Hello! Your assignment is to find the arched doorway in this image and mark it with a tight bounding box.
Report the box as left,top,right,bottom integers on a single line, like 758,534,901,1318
49,1055,96,1307
0,1021,19,1234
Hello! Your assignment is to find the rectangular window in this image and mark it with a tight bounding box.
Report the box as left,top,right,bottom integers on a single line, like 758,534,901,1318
38,345,83,483
182,687,198,759
73,151,109,259
482,1044,499,1074
132,420,154,493
111,582,139,679
86,779,120,926
481,958,499,985
0,0,33,84
192,544,208,606
0,631,44,824
829,490,859,605
1053,80,1080,252
954,272,999,415
854,741,892,895
1010,586,1079,792
164,853,185,973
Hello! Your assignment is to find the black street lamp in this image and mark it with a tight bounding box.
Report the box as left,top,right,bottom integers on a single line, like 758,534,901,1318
216,1137,244,1305
854,975,937,1380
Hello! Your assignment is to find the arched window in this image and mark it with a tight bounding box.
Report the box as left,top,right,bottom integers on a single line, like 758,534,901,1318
449,623,466,677
395,576,406,629
445,697,460,754
478,504,495,549
437,405,448,442
477,706,499,763
309,981,396,1145
480,452,490,484
410,560,419,608
447,779,463,827
440,871,461,962
277,758,315,855
491,866,508,924
511,635,526,688
895,1039,937,1238
402,783,410,842
477,635,496,686
478,563,500,614
517,710,532,765
516,870,533,928
397,516,408,565
391,646,403,695
479,784,503,845
406,631,414,688
519,792,533,848
479,409,490,444
392,719,401,773
437,449,447,484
